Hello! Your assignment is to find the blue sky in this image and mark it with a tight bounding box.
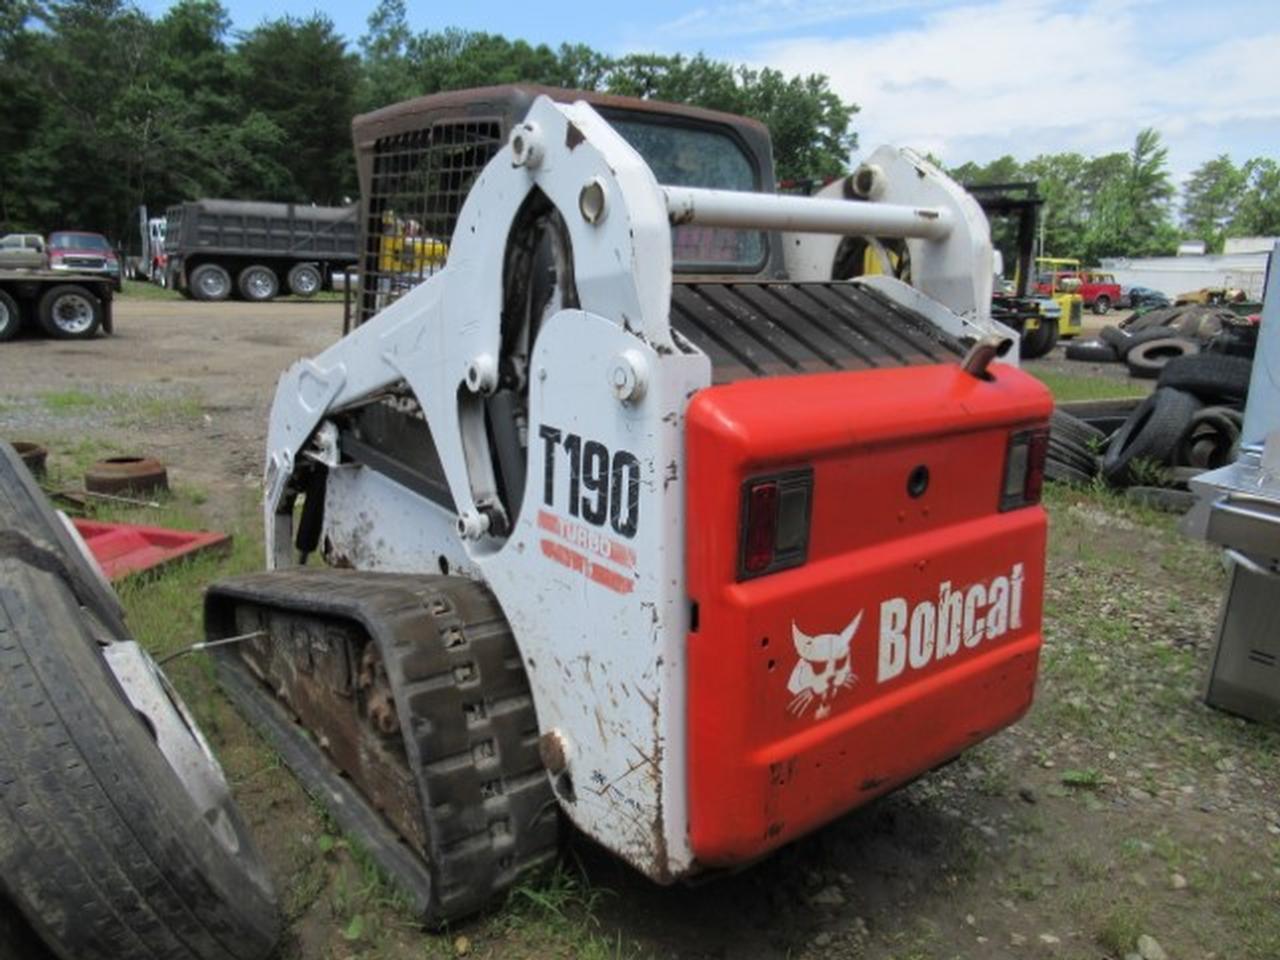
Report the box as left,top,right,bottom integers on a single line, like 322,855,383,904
140,0,1280,181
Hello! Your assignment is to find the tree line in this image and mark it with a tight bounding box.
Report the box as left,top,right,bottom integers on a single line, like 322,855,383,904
2,0,1274,264
0,0,856,241
952,132,1279,263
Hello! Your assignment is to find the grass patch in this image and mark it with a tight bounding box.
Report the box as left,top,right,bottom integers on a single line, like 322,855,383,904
118,280,183,301
1030,370,1150,403
33,385,205,426
41,389,98,412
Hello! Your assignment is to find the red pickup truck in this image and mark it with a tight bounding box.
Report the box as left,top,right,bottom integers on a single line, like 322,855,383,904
1034,262,1122,315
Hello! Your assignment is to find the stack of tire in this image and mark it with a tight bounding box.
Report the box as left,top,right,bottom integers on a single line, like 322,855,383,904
1048,408,1106,486
1100,353,1251,496
0,441,280,960
1064,304,1245,379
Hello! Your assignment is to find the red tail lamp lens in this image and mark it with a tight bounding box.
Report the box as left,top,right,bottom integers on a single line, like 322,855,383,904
738,469,813,580
1024,428,1049,504
743,481,779,574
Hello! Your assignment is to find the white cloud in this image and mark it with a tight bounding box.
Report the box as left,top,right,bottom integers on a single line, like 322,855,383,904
745,0,1280,176
654,0,953,41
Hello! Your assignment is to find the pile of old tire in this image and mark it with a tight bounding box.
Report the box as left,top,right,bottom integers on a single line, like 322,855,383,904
0,441,280,960
1063,304,1240,377
1099,325,1201,379
1047,408,1104,485
1101,353,1250,491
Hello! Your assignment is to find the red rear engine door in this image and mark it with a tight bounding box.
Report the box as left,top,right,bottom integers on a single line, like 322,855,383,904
685,362,1052,866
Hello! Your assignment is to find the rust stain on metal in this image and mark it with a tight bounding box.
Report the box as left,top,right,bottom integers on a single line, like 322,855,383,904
538,729,568,773
859,776,887,791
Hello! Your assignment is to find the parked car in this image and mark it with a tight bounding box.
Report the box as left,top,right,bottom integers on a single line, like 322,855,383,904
0,233,48,270
47,231,121,290
1033,259,1122,314
1123,286,1170,310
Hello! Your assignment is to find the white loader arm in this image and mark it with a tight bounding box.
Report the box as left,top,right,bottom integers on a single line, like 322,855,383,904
784,146,996,324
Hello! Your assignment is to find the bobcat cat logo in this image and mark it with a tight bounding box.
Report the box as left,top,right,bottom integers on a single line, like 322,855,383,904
787,612,862,719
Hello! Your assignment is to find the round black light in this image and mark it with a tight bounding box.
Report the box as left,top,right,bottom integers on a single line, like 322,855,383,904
907,465,930,498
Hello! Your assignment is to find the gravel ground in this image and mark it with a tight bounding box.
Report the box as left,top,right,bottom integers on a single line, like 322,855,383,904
0,294,342,523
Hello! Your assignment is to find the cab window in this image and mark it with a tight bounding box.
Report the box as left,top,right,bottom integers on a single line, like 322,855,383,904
607,117,766,272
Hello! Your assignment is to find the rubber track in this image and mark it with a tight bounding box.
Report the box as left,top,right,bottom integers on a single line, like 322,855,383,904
205,570,559,923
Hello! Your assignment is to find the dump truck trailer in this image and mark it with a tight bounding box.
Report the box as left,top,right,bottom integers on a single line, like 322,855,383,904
0,269,115,341
205,85,1051,923
163,198,358,302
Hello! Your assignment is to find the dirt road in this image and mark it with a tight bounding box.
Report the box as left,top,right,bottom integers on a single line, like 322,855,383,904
0,294,342,521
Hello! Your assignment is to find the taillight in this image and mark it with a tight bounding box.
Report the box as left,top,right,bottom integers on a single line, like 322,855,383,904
1001,427,1049,511
738,469,813,579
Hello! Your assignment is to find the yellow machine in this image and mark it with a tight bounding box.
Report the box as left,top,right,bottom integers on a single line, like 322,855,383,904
377,212,448,276
1033,257,1085,339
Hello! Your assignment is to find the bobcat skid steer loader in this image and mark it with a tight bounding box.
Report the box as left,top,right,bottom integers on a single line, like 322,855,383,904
205,86,1052,923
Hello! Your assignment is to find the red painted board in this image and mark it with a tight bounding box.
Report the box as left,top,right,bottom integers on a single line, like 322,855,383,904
72,518,231,581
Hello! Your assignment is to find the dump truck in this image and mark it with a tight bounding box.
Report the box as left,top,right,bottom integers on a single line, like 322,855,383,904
205,85,1052,923
0,268,115,341
163,198,358,302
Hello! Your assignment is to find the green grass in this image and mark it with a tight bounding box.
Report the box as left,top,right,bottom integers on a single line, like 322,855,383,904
41,389,98,412
118,279,345,303
119,280,183,301
32,386,205,426
1030,370,1151,403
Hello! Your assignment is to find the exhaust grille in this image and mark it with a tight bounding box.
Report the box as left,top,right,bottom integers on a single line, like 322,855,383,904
670,281,965,382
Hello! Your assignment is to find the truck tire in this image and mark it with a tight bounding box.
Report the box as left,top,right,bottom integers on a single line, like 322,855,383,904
1126,337,1199,379
1019,319,1059,359
1157,353,1252,404
1101,387,1201,486
190,264,232,302
37,285,102,339
237,265,279,302
0,560,280,960
286,263,322,298
0,288,20,342
0,441,129,663
1099,324,1171,359
1064,338,1119,363
1092,294,1111,315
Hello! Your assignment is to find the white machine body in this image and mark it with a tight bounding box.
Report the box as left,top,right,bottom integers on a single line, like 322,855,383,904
262,97,1006,878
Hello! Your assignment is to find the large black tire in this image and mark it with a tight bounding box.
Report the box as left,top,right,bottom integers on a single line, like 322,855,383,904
0,561,280,960
0,441,126,638
1102,388,1202,486
1064,338,1119,363
237,265,279,303
189,264,232,302
286,262,322,298
1092,294,1112,315
37,284,102,339
1127,337,1200,379
1157,353,1252,404
1020,319,1059,359
1051,408,1106,448
1099,324,1173,359
1046,458,1094,486
1174,406,1241,470
0,288,21,342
